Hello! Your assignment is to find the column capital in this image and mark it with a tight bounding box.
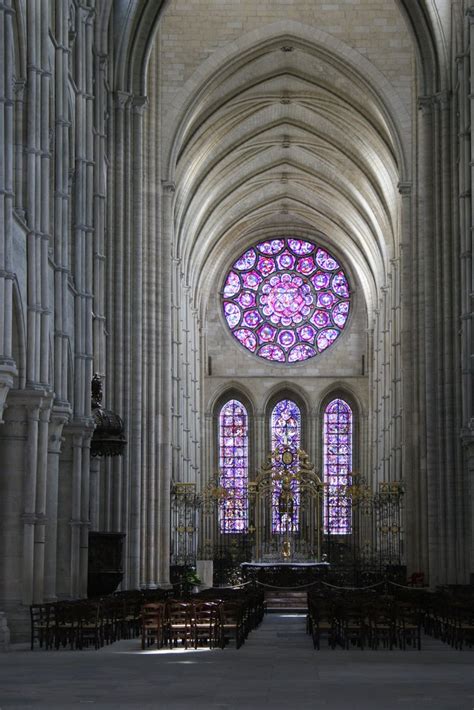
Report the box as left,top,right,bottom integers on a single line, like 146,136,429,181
417,95,435,114
162,181,176,195
131,95,148,115
115,91,131,110
398,181,412,196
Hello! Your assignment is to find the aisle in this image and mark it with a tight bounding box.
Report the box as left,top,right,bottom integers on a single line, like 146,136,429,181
0,614,473,710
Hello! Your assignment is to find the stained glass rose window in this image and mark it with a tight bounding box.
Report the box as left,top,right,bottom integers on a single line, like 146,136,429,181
222,238,350,363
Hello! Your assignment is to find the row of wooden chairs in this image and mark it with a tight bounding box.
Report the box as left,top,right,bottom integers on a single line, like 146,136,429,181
30,589,174,651
422,590,474,650
141,590,265,651
307,592,422,650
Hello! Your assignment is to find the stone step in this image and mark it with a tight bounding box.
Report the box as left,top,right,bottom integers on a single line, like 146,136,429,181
265,590,308,611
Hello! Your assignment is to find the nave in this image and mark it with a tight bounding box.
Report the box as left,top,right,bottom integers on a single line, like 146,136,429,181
1,613,473,710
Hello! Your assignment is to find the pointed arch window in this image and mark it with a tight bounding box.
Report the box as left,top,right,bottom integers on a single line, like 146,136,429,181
323,398,353,534
271,399,301,533
219,399,249,533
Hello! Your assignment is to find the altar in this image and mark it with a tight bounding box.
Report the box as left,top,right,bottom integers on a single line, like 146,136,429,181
241,561,330,588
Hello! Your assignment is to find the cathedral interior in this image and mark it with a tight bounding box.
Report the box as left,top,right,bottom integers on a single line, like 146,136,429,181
0,1,474,703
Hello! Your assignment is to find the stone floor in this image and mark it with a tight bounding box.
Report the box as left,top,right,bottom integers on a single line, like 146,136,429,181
1,614,474,710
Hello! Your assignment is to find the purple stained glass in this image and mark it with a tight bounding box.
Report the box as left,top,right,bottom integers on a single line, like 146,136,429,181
234,328,257,352
317,328,339,352
258,239,285,255
316,248,340,271
271,400,301,533
296,256,317,275
288,238,315,256
219,399,249,533
323,399,353,535
223,237,350,362
235,249,257,271
259,343,285,361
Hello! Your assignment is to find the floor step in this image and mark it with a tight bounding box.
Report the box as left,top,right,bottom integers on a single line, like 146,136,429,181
265,590,308,612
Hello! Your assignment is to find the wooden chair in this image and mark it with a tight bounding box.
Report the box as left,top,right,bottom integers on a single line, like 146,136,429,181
141,602,167,649
30,603,55,650
167,600,194,649
220,601,245,649
193,601,222,649
76,601,102,650
396,609,421,650
54,601,79,650
368,607,395,650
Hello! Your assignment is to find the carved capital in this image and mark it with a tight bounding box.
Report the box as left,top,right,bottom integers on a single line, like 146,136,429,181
162,180,176,195
398,181,412,196
435,90,451,110
131,95,148,115
13,79,26,98
115,91,131,111
418,95,435,114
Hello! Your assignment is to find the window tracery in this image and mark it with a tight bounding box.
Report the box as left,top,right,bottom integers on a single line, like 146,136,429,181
270,399,301,533
222,238,350,363
218,399,249,533
323,398,353,534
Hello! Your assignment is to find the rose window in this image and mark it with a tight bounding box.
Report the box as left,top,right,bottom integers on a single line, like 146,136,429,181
222,238,350,363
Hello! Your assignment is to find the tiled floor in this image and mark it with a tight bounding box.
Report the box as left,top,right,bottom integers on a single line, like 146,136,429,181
1,614,473,709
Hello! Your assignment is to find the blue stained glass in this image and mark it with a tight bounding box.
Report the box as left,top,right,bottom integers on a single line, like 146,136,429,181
271,399,301,533
219,400,249,533
323,398,353,535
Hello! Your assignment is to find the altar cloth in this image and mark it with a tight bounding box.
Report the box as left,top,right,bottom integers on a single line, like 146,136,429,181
241,561,329,587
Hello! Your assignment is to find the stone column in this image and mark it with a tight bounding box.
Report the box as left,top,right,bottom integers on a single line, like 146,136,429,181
0,0,17,419
53,0,72,406
0,389,50,638
33,397,53,602
417,95,436,584
128,95,147,589
43,406,70,601
157,181,175,587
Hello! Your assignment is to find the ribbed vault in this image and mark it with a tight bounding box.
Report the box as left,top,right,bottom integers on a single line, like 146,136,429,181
161,33,410,321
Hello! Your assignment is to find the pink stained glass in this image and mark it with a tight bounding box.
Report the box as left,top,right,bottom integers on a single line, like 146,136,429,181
316,248,340,271
258,343,285,362
222,237,350,362
258,239,285,255
271,399,301,533
235,249,257,271
234,328,257,352
332,301,350,328
219,399,249,533
236,291,256,309
317,328,339,352
323,398,353,535
288,238,315,255
332,271,350,298
223,271,241,298
296,256,317,276
288,343,316,362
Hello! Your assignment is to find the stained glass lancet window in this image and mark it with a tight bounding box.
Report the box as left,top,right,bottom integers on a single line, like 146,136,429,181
219,399,249,533
222,238,350,363
323,398,353,534
271,399,301,533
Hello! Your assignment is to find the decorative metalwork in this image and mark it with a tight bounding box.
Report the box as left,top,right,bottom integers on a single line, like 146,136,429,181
374,480,405,567
271,399,301,532
222,237,351,362
171,483,200,566
251,446,324,561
